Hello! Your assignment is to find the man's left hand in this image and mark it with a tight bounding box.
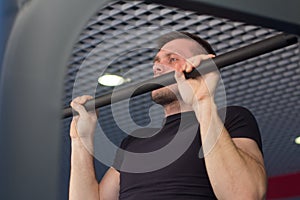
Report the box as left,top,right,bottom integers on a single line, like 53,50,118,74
174,54,219,106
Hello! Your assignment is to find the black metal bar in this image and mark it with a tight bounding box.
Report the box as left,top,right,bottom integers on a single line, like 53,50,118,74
63,33,298,118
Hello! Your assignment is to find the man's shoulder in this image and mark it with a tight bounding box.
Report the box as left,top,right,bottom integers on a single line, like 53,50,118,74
218,105,258,130
218,105,252,113
218,105,262,151
218,105,255,119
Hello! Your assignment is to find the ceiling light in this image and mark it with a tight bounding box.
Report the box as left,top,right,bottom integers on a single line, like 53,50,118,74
98,74,127,86
295,136,300,145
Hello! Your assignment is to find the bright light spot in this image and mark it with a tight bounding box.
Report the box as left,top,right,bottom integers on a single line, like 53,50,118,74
295,136,300,145
98,74,125,86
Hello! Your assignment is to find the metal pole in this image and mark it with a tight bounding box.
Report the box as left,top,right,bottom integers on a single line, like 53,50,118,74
63,33,298,118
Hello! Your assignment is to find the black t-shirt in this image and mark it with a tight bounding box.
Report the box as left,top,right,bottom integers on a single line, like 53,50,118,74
113,106,262,200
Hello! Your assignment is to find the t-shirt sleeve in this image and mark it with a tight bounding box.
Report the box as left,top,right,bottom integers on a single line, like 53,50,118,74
219,106,263,152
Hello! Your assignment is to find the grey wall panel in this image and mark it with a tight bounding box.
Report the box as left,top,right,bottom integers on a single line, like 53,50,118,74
0,0,18,71
0,0,112,199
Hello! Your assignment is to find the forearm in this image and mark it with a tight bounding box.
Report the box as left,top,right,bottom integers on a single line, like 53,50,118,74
69,139,99,200
194,100,266,199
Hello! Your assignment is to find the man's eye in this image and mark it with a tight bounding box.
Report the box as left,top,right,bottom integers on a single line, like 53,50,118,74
169,57,178,63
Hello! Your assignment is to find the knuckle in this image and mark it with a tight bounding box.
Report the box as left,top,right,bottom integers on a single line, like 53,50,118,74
73,96,82,101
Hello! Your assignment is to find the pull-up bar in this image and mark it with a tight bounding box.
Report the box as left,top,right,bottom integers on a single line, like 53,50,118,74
63,33,298,118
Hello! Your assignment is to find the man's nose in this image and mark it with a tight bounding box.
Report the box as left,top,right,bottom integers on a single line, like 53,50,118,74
153,64,164,75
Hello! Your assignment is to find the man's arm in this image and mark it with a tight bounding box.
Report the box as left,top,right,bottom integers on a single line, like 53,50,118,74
174,55,267,199
69,95,120,200
69,138,99,200
194,100,267,200
99,167,120,200
69,140,120,200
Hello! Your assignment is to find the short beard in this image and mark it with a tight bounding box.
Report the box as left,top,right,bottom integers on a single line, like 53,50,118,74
151,86,179,106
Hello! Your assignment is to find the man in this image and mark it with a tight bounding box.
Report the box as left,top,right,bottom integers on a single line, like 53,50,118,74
69,32,267,199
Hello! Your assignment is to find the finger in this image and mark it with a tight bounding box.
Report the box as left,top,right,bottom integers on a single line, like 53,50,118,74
70,101,89,117
187,54,215,67
186,56,197,67
74,95,93,105
185,62,194,73
198,54,215,60
71,95,93,105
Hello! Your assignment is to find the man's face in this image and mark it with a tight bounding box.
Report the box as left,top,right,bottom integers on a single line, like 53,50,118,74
151,38,200,105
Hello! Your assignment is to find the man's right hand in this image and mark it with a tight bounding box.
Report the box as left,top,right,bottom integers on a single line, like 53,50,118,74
70,95,98,143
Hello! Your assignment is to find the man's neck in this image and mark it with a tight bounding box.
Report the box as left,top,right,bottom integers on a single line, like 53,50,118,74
163,101,193,117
